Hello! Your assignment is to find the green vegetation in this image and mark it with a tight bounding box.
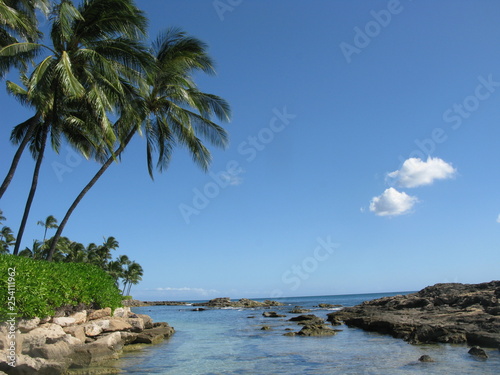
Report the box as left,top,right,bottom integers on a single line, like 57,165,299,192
0,253,122,320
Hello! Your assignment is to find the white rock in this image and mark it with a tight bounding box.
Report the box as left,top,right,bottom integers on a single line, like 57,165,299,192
18,317,41,332
69,311,87,325
52,317,76,327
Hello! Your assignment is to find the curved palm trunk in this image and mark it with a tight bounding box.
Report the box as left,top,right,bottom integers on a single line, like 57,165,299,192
0,115,40,200
13,124,49,255
47,129,136,261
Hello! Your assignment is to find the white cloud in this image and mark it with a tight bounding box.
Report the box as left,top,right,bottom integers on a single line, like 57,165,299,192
388,157,456,188
496,214,500,224
369,188,418,216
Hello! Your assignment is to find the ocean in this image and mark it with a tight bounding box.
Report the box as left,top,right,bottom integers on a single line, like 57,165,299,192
109,292,500,374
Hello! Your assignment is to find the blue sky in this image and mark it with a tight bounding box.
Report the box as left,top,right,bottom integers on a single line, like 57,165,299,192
2,0,500,300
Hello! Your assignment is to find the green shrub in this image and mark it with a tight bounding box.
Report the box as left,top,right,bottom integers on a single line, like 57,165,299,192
0,254,122,321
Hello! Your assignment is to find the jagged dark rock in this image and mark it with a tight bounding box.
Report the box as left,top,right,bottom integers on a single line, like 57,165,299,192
418,355,434,362
468,346,488,358
327,281,500,348
262,311,286,318
289,315,324,325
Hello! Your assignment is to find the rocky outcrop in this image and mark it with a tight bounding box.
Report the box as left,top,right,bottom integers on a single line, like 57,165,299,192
285,314,340,337
193,297,284,308
327,281,500,348
0,307,174,375
262,311,286,318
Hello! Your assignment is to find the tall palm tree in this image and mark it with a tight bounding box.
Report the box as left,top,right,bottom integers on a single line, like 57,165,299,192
1,0,151,254
37,214,58,242
0,0,48,200
46,28,231,261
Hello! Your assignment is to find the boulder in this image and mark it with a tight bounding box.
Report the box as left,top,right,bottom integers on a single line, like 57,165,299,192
63,326,86,343
69,311,87,325
52,317,76,327
261,326,271,331
0,354,65,375
134,325,175,345
418,355,435,362
297,324,338,336
468,346,488,358
289,307,311,314
136,314,154,329
83,323,103,337
289,315,324,325
112,307,131,318
17,318,40,333
126,318,145,333
262,311,286,318
88,308,111,321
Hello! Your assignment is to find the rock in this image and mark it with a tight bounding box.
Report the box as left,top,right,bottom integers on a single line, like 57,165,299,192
261,326,271,331
283,332,296,336
289,315,324,325
297,324,338,336
112,307,131,318
327,281,500,348
120,332,139,345
418,355,435,362
134,325,175,345
63,326,86,342
192,308,206,311
468,346,488,358
88,308,111,321
262,311,286,318
22,324,67,354
193,297,284,308
69,311,87,325
136,314,154,329
70,333,124,368
83,323,103,337
17,318,40,333
85,319,133,334
126,318,145,333
317,303,342,308
289,307,311,314
52,317,76,327
0,353,65,375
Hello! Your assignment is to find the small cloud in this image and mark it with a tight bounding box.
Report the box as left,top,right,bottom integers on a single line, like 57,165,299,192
369,187,418,216
496,214,500,224
388,157,456,188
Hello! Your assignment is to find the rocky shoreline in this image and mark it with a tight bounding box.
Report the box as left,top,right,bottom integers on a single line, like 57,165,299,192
0,307,174,374
327,281,500,349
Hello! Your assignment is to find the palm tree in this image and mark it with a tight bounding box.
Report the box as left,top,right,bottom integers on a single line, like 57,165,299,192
106,254,128,287
0,209,5,224
37,214,58,242
0,0,49,200
46,28,231,260
122,260,143,296
0,225,15,253
2,0,151,254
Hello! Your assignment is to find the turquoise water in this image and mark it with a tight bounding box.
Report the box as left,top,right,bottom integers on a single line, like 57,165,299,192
112,293,500,374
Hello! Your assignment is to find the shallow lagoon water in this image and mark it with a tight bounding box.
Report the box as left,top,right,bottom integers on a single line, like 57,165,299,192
111,293,500,374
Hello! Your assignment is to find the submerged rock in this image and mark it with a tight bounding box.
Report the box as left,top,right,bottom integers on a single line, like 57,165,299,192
468,346,488,358
418,355,435,362
262,311,286,318
327,281,500,348
193,297,284,308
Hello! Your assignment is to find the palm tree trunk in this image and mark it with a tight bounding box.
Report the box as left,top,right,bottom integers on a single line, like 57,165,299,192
0,115,40,200
13,124,49,255
47,129,136,261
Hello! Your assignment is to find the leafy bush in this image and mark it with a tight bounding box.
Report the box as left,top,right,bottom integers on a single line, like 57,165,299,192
0,254,122,321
